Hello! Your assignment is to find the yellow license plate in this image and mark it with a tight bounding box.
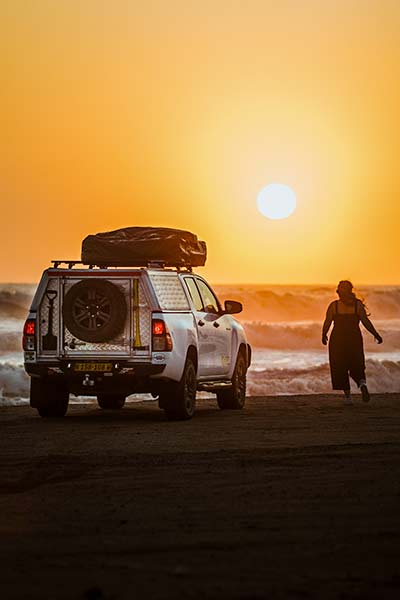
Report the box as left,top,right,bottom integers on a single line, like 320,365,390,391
74,362,113,372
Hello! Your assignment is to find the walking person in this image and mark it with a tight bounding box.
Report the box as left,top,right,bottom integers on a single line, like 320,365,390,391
322,280,383,405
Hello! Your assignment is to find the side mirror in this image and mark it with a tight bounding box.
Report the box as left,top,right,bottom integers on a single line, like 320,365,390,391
223,300,243,315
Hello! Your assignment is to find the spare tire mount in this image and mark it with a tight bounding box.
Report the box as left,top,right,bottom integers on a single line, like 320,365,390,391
63,279,127,343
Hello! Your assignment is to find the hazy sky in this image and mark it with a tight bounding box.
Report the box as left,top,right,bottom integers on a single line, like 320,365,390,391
1,0,399,283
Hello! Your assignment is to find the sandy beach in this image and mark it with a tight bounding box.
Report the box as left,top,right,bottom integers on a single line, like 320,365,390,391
1,394,399,599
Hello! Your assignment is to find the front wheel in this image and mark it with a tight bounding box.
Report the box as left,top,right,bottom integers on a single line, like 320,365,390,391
30,378,69,418
97,394,126,409
217,353,247,410
163,358,197,421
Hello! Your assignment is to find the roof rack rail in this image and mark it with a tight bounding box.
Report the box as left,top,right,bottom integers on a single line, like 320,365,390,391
51,260,86,269
50,260,193,271
145,261,192,272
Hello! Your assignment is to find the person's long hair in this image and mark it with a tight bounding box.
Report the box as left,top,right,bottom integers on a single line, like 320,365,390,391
336,280,370,314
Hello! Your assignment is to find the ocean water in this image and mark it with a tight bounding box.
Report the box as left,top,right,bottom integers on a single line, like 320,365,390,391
1,283,399,406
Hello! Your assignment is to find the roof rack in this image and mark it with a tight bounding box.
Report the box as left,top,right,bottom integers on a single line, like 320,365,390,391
51,261,86,269
50,260,193,272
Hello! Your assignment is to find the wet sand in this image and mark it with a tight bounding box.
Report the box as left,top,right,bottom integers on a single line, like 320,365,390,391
1,394,400,599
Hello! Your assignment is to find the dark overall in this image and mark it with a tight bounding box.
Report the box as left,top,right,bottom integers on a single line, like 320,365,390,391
329,300,365,390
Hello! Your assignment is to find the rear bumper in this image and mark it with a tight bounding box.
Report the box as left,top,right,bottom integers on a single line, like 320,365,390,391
24,360,165,395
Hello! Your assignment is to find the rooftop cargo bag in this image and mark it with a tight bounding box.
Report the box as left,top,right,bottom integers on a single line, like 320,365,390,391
81,227,207,267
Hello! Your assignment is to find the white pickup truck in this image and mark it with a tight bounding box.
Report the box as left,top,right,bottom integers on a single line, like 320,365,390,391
23,262,251,420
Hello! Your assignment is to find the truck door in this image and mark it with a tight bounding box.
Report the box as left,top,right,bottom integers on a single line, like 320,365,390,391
184,277,230,377
194,278,231,377
182,276,210,377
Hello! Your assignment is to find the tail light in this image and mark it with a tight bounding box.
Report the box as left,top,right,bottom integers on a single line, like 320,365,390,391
23,319,36,350
152,319,173,352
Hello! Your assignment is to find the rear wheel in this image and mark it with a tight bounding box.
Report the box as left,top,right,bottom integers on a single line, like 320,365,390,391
97,394,126,409
217,353,247,410
30,378,69,418
162,358,197,421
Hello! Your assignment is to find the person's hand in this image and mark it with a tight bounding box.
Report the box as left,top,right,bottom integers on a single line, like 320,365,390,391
375,334,383,344
322,334,328,346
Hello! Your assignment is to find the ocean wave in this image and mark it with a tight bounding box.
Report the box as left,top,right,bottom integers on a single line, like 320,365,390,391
247,358,400,395
0,396,29,407
0,362,30,403
0,287,33,319
2,317,398,356
2,283,399,323
214,285,400,322
0,356,398,405
243,320,400,351
0,331,22,354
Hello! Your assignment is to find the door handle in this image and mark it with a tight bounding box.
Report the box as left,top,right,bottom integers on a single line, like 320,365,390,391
198,320,205,327
213,321,220,328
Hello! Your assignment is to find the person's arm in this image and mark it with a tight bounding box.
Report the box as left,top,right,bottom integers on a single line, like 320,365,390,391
358,301,383,343
322,303,334,345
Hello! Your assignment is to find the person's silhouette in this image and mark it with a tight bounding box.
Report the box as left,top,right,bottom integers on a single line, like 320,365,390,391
322,280,382,404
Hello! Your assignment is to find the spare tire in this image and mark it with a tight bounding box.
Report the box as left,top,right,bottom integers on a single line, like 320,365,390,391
63,279,127,343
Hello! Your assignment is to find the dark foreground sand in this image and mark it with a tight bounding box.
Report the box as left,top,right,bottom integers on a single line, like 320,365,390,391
1,394,399,600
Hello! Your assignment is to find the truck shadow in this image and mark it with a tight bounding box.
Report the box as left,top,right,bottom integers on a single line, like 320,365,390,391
38,402,221,424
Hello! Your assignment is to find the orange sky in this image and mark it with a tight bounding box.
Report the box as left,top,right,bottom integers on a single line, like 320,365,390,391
1,0,400,283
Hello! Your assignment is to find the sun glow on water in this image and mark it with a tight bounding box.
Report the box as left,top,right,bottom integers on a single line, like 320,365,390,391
257,183,297,220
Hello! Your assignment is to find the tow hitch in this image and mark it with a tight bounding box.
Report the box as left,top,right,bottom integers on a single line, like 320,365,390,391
82,374,95,387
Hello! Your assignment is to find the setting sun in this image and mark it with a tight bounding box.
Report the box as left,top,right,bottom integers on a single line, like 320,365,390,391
257,184,297,220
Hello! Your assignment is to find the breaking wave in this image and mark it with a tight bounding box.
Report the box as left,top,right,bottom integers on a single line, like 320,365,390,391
0,286,34,319
215,284,400,322
247,358,400,396
4,283,399,322
1,356,399,403
0,362,30,405
0,331,22,354
243,320,400,351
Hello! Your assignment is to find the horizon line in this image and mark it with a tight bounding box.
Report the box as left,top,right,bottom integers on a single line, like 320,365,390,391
1,280,400,287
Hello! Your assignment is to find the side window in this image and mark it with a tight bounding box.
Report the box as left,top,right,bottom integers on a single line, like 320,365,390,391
184,277,204,312
196,279,220,314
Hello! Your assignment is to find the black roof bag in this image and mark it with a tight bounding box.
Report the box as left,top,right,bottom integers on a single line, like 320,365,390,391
81,227,207,267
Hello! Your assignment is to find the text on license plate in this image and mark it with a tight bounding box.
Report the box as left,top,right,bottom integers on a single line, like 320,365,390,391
74,363,113,372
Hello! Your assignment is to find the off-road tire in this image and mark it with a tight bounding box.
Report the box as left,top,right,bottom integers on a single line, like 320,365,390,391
63,279,127,343
97,394,126,409
217,352,246,410
163,358,197,421
30,378,69,418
